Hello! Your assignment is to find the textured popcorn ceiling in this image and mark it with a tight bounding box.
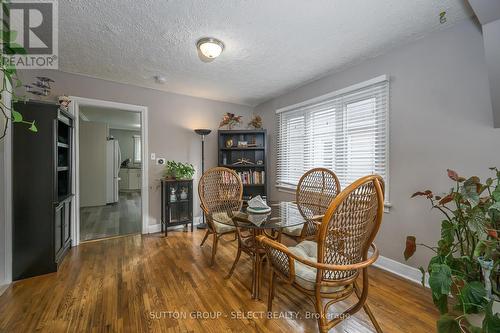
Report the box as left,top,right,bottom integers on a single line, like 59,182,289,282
59,0,472,106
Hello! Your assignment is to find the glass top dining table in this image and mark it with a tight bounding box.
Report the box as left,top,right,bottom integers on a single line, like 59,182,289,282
210,201,309,230
209,201,311,300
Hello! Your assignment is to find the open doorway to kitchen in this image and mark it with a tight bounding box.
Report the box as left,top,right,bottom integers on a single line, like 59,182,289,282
69,98,148,244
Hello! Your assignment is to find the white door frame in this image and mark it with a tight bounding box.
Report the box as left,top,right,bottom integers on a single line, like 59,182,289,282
69,97,149,246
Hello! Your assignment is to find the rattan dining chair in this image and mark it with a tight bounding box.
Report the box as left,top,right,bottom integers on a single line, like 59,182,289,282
258,175,385,333
282,168,341,242
198,167,243,266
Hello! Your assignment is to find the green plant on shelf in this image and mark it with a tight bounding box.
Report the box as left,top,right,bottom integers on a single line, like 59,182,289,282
164,161,195,180
0,0,37,140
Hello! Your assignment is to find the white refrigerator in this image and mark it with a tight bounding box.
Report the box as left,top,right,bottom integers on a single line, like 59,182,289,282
106,139,121,204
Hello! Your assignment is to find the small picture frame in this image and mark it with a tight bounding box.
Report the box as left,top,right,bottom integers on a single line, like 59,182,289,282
237,141,248,147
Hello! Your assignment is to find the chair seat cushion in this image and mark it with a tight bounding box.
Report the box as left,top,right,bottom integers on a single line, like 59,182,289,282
288,241,345,293
211,212,236,233
282,224,303,237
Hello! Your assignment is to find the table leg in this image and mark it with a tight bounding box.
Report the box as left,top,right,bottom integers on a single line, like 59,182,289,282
251,229,265,300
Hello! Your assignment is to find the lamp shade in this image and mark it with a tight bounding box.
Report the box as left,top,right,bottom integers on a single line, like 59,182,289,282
194,129,211,136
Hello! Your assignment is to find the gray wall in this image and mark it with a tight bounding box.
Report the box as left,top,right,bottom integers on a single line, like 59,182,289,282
79,121,108,207
254,20,498,269
16,70,254,225
110,129,141,166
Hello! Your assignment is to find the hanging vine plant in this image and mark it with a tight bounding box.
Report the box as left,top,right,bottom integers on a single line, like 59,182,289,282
0,0,37,140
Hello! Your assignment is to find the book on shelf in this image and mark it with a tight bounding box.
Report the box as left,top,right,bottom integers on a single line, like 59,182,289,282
236,170,265,185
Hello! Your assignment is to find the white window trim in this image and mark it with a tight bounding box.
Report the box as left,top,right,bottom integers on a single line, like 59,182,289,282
275,75,391,212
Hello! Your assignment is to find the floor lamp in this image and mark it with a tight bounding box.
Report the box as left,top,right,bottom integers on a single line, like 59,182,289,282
194,129,211,229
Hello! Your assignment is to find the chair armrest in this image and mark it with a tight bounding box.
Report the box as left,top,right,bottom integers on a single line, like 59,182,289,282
256,235,296,282
258,235,379,273
293,243,380,271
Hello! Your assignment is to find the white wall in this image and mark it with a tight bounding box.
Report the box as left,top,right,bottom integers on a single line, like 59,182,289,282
254,20,498,269
79,121,108,207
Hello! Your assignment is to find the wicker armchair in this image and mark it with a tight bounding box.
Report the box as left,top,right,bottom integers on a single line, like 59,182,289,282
258,175,385,333
283,168,340,242
198,167,243,266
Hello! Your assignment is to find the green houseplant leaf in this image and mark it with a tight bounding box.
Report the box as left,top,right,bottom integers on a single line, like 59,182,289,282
457,281,487,314
429,264,452,314
483,301,500,333
11,110,23,122
437,315,460,333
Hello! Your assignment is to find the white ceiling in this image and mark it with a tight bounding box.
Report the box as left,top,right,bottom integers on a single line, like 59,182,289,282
60,0,472,106
80,106,141,131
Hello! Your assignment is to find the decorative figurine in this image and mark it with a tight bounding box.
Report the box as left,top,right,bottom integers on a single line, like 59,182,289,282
170,188,177,202
25,76,54,96
58,95,71,112
180,187,188,200
248,115,263,129
232,158,254,165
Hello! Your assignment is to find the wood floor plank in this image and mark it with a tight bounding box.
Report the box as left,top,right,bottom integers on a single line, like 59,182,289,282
0,230,438,332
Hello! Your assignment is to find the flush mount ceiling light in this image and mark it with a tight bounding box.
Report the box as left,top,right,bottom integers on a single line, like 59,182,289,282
196,37,224,59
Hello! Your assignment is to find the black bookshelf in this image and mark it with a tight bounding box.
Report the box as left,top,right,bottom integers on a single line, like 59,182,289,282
218,129,267,202
12,100,74,280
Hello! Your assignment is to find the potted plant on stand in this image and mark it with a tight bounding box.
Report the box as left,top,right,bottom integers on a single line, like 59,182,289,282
164,161,195,180
405,168,500,332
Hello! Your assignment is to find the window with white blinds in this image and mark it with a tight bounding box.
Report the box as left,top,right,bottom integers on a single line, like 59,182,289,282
276,76,389,201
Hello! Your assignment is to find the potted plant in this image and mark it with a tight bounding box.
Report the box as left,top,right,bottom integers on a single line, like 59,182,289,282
164,161,195,180
0,0,37,140
405,168,500,332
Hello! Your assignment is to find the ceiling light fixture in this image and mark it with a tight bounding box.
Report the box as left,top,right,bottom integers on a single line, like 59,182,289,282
196,37,224,59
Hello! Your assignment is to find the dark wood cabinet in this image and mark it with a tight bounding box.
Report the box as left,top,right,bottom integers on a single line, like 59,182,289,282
12,100,74,281
160,179,193,236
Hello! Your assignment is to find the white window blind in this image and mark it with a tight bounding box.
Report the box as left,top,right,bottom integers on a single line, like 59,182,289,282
133,135,141,163
276,76,389,200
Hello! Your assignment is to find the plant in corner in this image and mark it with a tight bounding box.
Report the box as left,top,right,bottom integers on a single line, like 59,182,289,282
405,168,500,332
164,161,195,180
0,0,37,140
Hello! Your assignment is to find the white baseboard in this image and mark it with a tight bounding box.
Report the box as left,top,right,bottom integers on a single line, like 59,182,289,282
373,255,429,288
148,216,204,234
0,282,9,296
148,223,162,233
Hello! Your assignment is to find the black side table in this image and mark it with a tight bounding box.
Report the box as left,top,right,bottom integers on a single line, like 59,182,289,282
160,179,194,236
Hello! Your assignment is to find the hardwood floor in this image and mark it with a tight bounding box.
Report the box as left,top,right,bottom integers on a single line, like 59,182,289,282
80,191,142,241
0,230,439,332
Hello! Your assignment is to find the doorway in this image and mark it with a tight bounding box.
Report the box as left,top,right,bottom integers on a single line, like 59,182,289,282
69,98,148,245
